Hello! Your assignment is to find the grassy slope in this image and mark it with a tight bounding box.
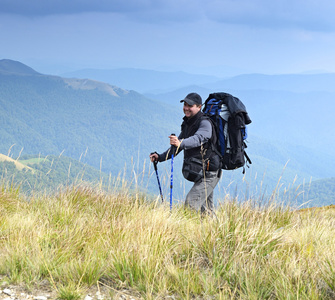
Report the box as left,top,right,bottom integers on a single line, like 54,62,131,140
0,154,33,171
0,154,110,195
0,182,334,300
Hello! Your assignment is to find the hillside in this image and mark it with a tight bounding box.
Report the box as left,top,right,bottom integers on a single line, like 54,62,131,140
0,59,181,176
0,153,108,194
0,59,334,206
0,153,33,171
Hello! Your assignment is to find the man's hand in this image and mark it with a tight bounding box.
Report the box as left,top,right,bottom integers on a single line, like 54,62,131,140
149,152,159,162
169,135,181,148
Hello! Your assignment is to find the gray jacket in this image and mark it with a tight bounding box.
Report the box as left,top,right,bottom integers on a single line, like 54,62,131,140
158,117,212,161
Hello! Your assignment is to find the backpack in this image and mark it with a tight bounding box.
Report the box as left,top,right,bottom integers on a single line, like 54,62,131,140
203,92,252,172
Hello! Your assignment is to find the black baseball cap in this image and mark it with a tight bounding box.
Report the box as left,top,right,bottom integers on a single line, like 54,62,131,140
180,93,202,106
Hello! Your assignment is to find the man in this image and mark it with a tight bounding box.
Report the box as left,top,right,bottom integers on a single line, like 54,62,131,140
150,92,221,213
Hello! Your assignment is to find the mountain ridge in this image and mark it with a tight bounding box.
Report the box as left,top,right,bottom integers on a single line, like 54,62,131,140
0,59,40,75
61,67,221,93
0,59,334,206
61,66,335,94
205,72,335,93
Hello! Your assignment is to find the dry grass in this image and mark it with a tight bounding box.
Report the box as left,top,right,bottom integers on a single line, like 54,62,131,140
0,180,334,299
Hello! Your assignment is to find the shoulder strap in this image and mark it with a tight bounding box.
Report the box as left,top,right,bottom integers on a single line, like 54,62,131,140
202,115,222,159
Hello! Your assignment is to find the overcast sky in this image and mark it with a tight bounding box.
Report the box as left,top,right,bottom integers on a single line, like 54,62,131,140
1,0,335,76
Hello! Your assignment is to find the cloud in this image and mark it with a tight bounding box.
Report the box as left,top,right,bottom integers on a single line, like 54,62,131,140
0,0,151,16
1,0,335,32
0,0,205,25
204,0,335,32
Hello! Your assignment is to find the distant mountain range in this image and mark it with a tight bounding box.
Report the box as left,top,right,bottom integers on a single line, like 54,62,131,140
1,59,334,207
62,68,220,94
206,73,335,93
62,67,335,94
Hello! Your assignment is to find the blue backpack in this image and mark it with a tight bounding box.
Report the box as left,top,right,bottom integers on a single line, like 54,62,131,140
203,92,252,172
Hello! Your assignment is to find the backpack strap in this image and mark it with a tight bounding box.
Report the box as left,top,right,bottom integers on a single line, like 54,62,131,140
244,150,252,165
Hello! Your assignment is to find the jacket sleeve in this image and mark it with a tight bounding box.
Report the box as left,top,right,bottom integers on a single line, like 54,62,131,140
158,119,212,161
158,147,174,162
179,119,212,150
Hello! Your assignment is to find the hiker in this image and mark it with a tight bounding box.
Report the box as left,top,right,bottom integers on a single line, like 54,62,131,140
150,92,221,214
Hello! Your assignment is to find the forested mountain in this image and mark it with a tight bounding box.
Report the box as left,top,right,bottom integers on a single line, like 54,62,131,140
0,59,334,206
0,59,181,175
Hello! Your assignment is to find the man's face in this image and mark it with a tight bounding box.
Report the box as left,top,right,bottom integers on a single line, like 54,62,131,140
183,102,201,118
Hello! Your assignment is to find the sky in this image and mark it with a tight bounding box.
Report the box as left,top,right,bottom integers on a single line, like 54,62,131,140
1,0,335,76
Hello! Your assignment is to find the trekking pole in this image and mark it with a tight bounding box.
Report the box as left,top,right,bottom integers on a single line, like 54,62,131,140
170,134,176,211
153,160,164,202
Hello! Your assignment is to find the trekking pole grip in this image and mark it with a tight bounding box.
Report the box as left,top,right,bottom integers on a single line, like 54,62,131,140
150,152,159,168
171,133,177,154
151,154,163,203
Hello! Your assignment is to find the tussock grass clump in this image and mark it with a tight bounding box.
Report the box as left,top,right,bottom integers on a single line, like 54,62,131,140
0,183,334,299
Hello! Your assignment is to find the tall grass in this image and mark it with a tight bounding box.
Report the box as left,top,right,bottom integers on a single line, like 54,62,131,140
0,178,334,299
